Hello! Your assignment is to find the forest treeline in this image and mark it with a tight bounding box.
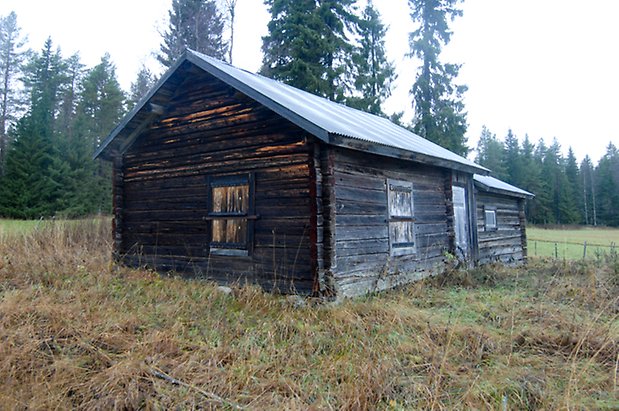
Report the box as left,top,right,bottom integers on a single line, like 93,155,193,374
476,127,619,226
0,1,617,225
0,9,154,218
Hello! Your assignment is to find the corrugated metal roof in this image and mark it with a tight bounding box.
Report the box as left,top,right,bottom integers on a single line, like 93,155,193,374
474,174,534,198
95,50,488,174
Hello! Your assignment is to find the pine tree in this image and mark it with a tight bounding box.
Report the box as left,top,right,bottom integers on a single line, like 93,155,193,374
56,53,84,138
222,0,238,63
127,65,156,110
0,11,29,174
408,0,468,156
49,53,85,216
158,0,227,68
72,54,126,214
346,1,395,115
77,54,125,152
261,0,358,101
474,126,506,179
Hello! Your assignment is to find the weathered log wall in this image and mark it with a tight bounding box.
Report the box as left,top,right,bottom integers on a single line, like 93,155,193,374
118,70,315,293
328,147,453,296
475,191,526,265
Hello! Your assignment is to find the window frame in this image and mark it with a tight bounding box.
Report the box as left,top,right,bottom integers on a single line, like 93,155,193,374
206,173,255,256
386,178,417,256
484,206,497,231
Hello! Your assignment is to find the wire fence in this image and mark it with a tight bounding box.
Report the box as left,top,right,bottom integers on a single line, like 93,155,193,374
528,238,618,260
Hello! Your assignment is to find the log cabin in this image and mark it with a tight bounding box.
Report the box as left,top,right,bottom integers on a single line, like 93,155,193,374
95,50,530,298
474,175,534,265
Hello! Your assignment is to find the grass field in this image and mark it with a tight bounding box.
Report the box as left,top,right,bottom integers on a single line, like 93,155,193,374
0,217,108,238
0,218,47,237
0,220,618,409
528,226,619,260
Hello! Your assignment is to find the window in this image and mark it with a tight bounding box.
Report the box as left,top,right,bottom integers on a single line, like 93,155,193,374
484,206,497,231
387,179,416,255
207,174,254,256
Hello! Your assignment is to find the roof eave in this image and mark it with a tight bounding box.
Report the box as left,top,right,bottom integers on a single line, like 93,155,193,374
93,52,193,160
330,133,489,175
474,181,535,199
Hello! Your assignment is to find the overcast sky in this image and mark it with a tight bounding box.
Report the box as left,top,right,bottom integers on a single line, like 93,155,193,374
1,0,617,162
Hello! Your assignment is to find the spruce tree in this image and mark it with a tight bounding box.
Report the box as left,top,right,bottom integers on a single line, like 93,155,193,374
158,0,227,68
580,156,595,225
346,1,395,115
543,139,577,224
0,116,57,218
564,147,583,223
21,38,68,132
519,134,543,222
530,139,552,224
408,0,468,156
0,11,29,174
0,38,68,218
474,126,506,179
261,0,358,101
503,129,522,186
595,143,619,226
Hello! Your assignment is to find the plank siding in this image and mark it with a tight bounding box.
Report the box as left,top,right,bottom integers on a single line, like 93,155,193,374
329,148,452,296
317,146,337,296
476,191,526,265
112,157,124,262
117,71,315,293
102,56,530,299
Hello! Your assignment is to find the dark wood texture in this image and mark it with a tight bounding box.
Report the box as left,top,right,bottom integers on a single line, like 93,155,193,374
112,157,124,261
328,147,453,296
117,70,315,293
475,191,527,265
315,146,337,295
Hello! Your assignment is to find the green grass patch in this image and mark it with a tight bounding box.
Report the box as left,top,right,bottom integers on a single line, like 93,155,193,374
0,217,109,239
528,226,619,260
0,219,48,236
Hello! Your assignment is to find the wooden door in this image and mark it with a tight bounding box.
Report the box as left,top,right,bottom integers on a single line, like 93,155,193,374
452,185,469,260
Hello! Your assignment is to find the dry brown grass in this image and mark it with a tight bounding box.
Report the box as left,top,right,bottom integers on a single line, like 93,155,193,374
0,219,618,409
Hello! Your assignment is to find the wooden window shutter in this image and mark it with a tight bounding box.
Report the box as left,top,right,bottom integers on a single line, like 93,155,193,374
387,179,416,255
